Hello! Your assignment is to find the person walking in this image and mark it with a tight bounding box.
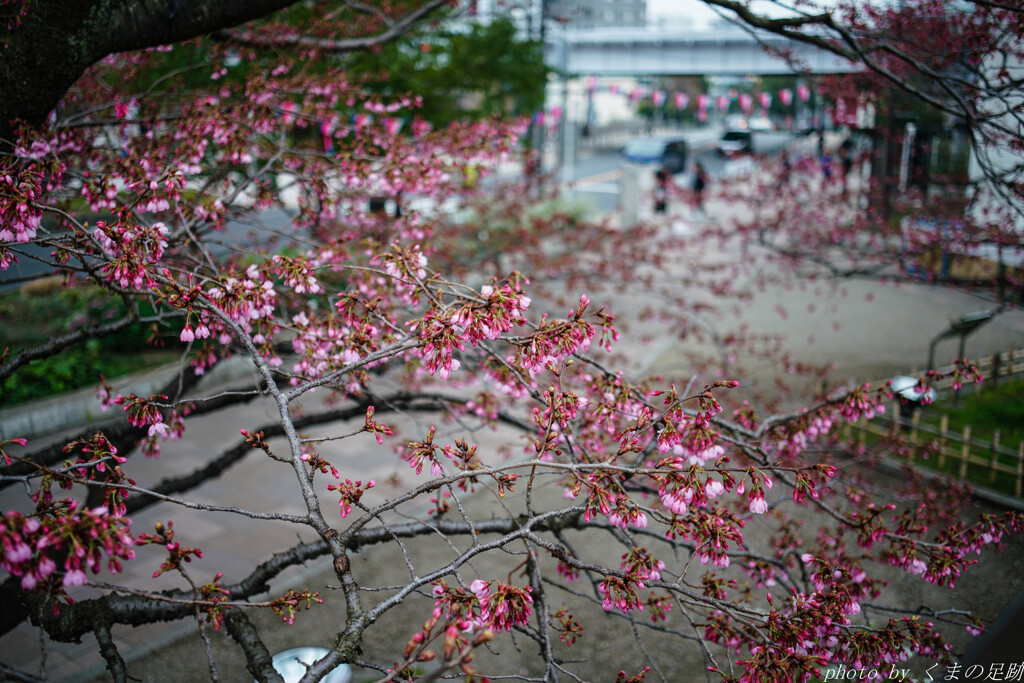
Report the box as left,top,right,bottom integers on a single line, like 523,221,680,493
654,167,671,215
780,149,792,188
839,138,854,199
692,161,708,213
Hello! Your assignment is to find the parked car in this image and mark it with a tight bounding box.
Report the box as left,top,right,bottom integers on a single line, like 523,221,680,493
622,136,688,173
717,129,754,156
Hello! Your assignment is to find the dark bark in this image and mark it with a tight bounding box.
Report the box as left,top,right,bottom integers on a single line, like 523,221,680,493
121,404,372,514
94,621,129,683
0,0,454,143
0,0,299,140
224,611,285,683
26,515,585,643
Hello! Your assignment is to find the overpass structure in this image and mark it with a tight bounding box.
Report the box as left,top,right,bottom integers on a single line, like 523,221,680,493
549,25,858,76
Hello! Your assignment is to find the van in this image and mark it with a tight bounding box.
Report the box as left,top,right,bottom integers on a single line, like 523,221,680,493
717,129,754,156
622,137,688,173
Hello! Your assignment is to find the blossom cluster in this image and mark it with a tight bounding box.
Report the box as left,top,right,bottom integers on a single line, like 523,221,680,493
0,504,135,593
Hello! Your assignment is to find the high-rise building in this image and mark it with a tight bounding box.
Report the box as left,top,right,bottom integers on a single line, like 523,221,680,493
546,0,646,29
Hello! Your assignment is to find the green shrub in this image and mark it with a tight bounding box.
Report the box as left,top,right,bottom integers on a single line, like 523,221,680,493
1,284,182,407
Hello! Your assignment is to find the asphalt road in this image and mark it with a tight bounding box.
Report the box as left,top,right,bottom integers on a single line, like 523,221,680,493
566,128,796,213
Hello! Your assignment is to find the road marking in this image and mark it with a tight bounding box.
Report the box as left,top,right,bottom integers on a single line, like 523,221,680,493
575,183,619,194
573,169,622,187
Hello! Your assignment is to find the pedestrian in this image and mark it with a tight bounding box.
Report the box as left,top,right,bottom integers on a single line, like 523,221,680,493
838,140,854,198
692,161,708,213
524,148,539,195
654,167,670,215
820,149,834,183
780,149,792,186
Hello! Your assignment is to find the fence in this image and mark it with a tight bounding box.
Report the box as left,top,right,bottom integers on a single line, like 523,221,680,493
902,346,1024,395
845,413,1024,498
843,346,1024,499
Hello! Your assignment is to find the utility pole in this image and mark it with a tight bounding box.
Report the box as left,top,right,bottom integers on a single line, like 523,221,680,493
530,0,548,162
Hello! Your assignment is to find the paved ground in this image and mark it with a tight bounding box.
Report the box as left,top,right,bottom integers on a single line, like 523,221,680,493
2,148,1024,683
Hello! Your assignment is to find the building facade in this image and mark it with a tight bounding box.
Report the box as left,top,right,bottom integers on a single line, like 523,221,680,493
546,0,646,29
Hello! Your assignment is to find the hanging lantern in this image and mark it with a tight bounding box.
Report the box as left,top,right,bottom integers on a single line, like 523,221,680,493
738,93,754,113
281,101,297,126
716,94,729,111
779,88,793,106
758,91,772,109
674,92,689,110
797,83,811,102
652,90,666,107
321,118,336,155
587,75,598,94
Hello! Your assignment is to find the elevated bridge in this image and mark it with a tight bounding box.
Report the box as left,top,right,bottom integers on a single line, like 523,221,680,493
549,25,857,76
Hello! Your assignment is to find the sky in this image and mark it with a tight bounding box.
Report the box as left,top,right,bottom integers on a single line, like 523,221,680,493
646,0,801,29
646,0,724,27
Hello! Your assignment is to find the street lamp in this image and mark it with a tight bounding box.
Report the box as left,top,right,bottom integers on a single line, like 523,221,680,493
926,308,999,371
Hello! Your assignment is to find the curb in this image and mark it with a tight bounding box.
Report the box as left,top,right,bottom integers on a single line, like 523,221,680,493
0,356,257,442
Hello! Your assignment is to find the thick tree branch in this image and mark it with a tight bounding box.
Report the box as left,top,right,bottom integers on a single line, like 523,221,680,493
93,620,128,683
224,611,285,683
25,514,587,643
0,0,453,141
0,0,302,139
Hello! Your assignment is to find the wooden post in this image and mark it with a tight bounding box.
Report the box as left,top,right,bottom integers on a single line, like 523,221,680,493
1017,441,1023,499
960,425,971,480
992,351,1002,390
910,411,920,459
938,414,949,470
989,430,1001,485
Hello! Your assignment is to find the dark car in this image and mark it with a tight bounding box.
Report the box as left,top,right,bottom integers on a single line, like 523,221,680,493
717,129,754,156
622,137,688,173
